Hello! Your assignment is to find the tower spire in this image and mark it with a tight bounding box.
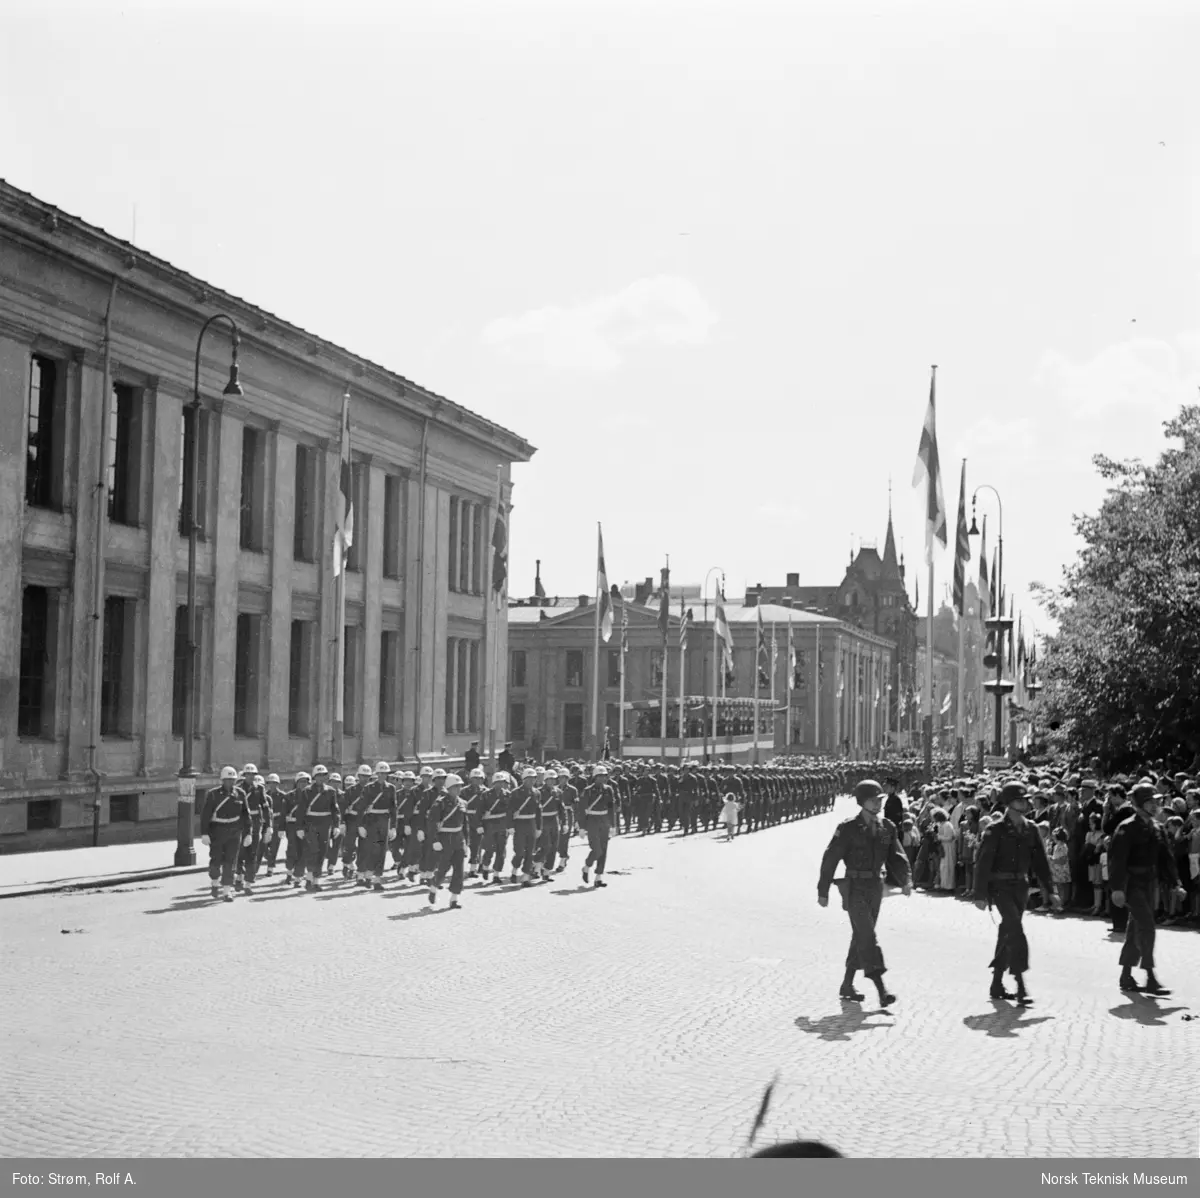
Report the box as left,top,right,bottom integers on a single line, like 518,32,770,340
882,478,900,577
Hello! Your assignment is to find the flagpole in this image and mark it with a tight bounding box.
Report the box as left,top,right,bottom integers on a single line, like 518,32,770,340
660,557,668,761
332,389,350,767
769,622,776,760
487,465,502,766
955,607,965,774
618,603,626,759
591,523,602,760
753,607,760,766
678,596,687,763
711,597,719,760
814,622,820,752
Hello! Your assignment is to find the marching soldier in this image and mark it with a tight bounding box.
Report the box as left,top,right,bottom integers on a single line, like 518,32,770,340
581,763,618,888
678,762,699,836
1109,781,1186,996
396,770,423,882
355,763,397,890
556,772,576,872
341,765,374,879
200,766,252,902
235,773,271,894
297,764,343,893
538,768,568,879
817,779,912,1006
427,773,468,907
973,781,1059,1004
283,772,309,886
509,768,543,885
463,767,488,878
479,771,513,884
258,773,285,877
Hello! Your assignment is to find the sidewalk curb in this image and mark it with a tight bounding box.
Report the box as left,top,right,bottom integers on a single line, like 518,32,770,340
0,865,208,901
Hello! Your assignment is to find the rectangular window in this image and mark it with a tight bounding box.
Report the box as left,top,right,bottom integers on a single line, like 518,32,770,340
171,605,189,738
239,426,265,551
510,650,527,688
26,799,59,831
607,648,621,688
456,638,469,733
380,630,400,735
18,586,54,738
565,650,583,689
109,794,138,823
101,596,134,737
343,626,360,735
459,502,471,597
651,649,664,688
605,703,620,741
288,620,312,737
563,703,584,752
383,475,402,580
447,497,459,592
468,641,479,732
25,354,60,510
509,702,526,741
445,638,456,732
234,612,263,737
346,464,366,573
293,444,316,563
178,406,211,539
471,505,483,594
107,384,140,526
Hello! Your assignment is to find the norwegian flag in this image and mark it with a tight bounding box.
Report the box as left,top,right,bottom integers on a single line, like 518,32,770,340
912,366,947,564
679,597,692,652
332,392,354,576
952,460,970,615
596,525,613,643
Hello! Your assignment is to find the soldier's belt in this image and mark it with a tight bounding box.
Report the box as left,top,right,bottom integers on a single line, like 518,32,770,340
210,817,242,824
990,872,1026,881
513,814,536,820
483,814,507,821
843,869,882,879
437,823,463,833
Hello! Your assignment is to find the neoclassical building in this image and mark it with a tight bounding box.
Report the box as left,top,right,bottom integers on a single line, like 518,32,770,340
0,181,534,850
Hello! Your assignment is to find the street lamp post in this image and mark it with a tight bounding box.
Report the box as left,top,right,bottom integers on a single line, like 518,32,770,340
968,484,1012,763
176,314,243,867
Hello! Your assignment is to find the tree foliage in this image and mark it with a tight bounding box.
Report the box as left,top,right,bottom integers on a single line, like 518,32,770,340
1035,405,1200,770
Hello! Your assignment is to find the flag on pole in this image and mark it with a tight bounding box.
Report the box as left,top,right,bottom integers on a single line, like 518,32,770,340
912,366,948,563
786,615,795,691
952,460,970,616
1017,615,1026,674
756,604,769,689
332,392,354,576
491,498,507,595
715,588,735,678
659,562,671,644
679,596,691,652
596,526,613,643
621,601,629,657
941,690,952,715
978,516,989,623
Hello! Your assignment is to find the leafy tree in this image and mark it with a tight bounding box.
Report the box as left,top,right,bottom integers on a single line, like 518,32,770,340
1033,405,1200,771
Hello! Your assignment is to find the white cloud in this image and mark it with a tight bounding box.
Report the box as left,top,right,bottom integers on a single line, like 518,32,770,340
481,275,718,372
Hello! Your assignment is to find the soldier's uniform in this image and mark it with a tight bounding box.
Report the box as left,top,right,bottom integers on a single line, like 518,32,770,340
538,770,568,878
326,775,351,875
356,763,398,890
200,769,251,902
427,777,468,906
283,773,310,886
677,764,699,836
479,775,513,883
235,774,271,892
393,772,420,880
556,777,576,871
341,767,374,878
298,770,342,892
258,775,285,876
581,765,618,888
462,769,487,877
509,772,543,884
817,779,911,1004
974,782,1055,1003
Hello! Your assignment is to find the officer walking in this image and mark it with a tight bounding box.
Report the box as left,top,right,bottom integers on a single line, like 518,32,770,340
1109,781,1186,996
427,773,468,908
509,769,543,885
356,763,397,891
817,779,912,1006
973,782,1059,1004
297,764,343,893
479,771,513,884
200,766,252,902
581,763,618,888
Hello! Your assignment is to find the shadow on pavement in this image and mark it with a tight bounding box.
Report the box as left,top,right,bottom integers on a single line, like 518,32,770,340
1107,995,1187,1026
144,896,223,914
388,905,456,922
962,1001,1055,1037
793,1009,896,1041
551,885,602,897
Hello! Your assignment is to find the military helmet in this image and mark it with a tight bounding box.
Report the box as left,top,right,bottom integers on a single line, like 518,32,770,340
854,779,883,804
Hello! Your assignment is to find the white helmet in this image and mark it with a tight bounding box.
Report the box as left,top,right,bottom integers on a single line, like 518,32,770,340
433,768,447,779
375,761,391,775
220,766,238,781
357,763,373,777
242,763,258,775
469,767,485,779
521,768,537,780
544,769,558,780
312,764,328,777
266,773,280,784
329,772,342,784
294,771,311,784
445,773,463,788
253,775,265,787
593,765,609,776
419,766,434,777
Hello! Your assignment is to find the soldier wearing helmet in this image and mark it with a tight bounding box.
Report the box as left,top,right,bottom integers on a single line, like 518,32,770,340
478,769,513,884
973,781,1058,1004
427,773,468,907
508,768,543,885
282,772,311,886
338,765,374,880
235,773,271,895
581,763,617,888
817,779,912,1006
1108,782,1185,996
200,767,252,903
297,765,343,893
462,766,488,879
536,768,569,880
355,764,398,891
258,773,285,877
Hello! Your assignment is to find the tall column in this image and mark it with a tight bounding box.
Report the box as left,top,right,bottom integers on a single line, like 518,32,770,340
360,461,384,762
144,383,184,775
266,427,296,770
464,502,474,596
0,326,35,780
209,402,243,770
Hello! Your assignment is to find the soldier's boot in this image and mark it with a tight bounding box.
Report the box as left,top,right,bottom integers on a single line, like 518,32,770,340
593,875,607,888
449,892,461,909
428,884,438,904
372,875,385,892
222,885,235,903
582,865,590,884
1119,969,1142,992
866,970,895,1007
242,881,255,896
989,969,1015,1000
1013,973,1032,1005
1143,971,1171,997
839,969,865,1002
210,881,220,899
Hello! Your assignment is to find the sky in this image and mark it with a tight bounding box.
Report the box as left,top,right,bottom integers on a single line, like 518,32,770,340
4,0,1199,642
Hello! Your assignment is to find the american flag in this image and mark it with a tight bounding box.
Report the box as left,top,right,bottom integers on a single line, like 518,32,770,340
912,366,947,564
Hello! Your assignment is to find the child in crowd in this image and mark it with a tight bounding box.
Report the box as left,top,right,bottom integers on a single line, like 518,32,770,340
1099,835,1112,914
1084,812,1105,915
720,792,742,842
1049,826,1071,913
961,807,981,899
901,818,920,865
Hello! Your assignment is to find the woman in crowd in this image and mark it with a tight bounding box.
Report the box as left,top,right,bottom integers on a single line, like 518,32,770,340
1084,812,1105,915
960,806,981,899
934,808,957,892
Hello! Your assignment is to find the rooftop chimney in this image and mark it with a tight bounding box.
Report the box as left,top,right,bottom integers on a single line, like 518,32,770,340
782,597,794,608
786,572,799,587
577,594,589,608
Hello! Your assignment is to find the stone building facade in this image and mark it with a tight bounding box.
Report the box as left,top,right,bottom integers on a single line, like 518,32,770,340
0,182,534,850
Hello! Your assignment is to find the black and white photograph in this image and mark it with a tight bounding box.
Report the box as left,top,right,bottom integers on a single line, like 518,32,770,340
0,0,1198,1188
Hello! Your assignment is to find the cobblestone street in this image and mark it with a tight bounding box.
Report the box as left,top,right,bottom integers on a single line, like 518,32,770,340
2,797,1197,1159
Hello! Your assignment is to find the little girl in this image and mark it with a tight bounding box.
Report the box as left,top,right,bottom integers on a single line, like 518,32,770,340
1099,835,1112,914
720,792,742,841
1084,812,1105,915
1049,826,1071,913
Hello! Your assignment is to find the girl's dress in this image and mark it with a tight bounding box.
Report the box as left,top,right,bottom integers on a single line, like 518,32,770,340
1050,841,1071,886
1085,830,1104,886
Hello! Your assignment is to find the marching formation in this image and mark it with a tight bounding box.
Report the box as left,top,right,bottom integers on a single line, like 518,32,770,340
198,757,866,908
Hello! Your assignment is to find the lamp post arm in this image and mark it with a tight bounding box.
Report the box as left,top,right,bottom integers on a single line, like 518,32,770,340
193,313,240,405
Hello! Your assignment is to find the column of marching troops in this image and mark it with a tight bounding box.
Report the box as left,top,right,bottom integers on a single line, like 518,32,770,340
198,756,915,906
